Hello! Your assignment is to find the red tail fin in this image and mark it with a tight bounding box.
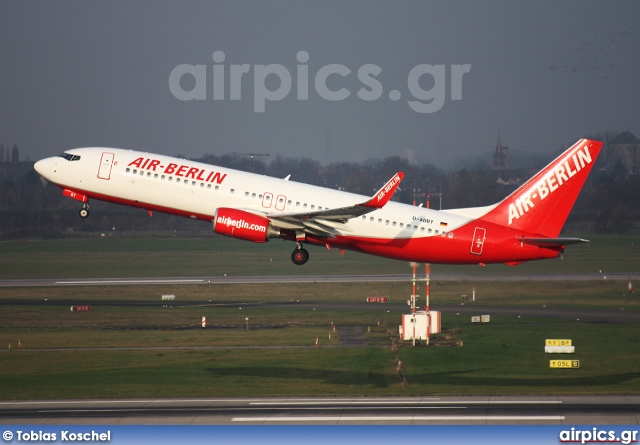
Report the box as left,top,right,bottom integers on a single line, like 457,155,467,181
479,139,603,237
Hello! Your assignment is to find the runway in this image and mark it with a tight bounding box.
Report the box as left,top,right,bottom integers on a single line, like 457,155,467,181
1,396,638,424
0,272,638,288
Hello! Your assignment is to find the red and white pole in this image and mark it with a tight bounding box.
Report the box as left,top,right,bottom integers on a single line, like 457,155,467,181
425,263,431,346
425,263,431,312
411,262,417,314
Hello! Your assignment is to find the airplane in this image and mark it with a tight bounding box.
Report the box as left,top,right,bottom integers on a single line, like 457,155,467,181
34,138,602,266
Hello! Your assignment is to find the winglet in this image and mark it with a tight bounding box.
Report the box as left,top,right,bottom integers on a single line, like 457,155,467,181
362,172,404,208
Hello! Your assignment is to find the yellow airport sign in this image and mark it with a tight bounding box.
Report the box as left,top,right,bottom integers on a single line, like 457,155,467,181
545,339,572,346
550,360,580,369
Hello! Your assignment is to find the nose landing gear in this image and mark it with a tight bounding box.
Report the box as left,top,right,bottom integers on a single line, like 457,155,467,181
79,202,89,218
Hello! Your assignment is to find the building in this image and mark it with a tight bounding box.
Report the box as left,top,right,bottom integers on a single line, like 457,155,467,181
606,131,640,175
492,136,509,170
11,143,19,163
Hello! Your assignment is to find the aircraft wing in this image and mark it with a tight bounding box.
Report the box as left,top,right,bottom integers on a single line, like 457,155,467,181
264,172,404,236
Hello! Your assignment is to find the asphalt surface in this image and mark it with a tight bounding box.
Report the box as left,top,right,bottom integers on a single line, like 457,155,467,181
1,272,639,288
0,396,638,425
1,299,639,324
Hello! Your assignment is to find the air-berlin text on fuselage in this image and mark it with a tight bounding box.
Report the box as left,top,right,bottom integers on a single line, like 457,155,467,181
127,157,227,184
508,145,593,225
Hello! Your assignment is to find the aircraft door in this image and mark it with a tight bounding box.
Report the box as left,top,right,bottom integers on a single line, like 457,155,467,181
470,227,486,255
97,152,114,180
262,192,273,208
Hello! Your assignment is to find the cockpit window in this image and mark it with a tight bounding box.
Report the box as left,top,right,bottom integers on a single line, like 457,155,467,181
58,153,81,161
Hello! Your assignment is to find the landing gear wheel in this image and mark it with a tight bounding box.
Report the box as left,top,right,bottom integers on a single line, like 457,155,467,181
291,248,309,266
79,208,89,218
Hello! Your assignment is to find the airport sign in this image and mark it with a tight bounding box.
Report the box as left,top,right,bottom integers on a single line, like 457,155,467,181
550,360,580,368
367,297,389,303
546,339,572,346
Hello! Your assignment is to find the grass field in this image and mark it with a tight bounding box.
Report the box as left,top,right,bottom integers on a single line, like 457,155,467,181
0,235,638,399
0,234,639,279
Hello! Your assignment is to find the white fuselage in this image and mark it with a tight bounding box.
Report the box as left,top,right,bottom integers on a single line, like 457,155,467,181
35,147,472,240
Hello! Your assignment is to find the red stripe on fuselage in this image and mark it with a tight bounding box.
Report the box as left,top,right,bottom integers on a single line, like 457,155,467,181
61,186,215,222
307,221,562,264
59,185,561,265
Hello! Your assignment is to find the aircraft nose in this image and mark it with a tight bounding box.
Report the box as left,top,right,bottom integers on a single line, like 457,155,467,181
34,157,56,178
34,159,45,175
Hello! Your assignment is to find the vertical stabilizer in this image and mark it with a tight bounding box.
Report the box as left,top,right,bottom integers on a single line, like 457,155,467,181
479,139,603,237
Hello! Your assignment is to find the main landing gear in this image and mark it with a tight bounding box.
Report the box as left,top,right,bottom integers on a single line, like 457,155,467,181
291,243,309,266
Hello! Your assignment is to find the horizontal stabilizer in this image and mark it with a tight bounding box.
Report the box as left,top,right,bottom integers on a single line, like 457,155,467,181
520,237,589,247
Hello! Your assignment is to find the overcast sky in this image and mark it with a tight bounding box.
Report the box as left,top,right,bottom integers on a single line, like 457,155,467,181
1,1,638,168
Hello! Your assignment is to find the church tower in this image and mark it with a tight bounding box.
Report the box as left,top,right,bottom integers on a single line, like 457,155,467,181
492,136,509,170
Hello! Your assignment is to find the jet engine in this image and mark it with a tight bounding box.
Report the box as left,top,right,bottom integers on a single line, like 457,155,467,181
213,208,280,243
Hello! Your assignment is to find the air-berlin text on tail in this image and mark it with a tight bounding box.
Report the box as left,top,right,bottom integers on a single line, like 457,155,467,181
508,144,593,226
127,157,228,184
377,173,403,202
